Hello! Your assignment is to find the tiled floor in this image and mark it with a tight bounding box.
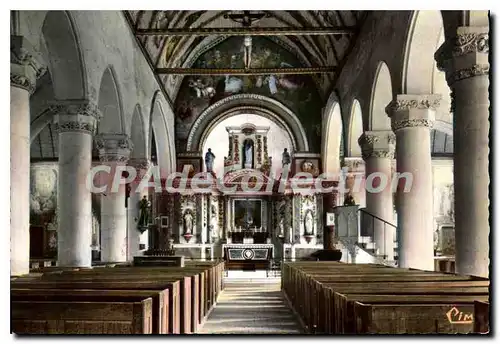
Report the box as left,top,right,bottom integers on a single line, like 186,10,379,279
199,277,303,334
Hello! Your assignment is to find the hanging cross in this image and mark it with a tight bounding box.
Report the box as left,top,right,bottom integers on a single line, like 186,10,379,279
224,11,267,70
224,11,267,27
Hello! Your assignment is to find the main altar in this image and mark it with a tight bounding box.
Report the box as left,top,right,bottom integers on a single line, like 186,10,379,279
150,122,336,269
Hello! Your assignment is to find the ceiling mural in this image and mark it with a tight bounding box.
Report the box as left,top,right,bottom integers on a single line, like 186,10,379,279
174,36,323,152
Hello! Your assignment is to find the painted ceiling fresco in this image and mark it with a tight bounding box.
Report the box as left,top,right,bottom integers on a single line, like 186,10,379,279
174,36,323,152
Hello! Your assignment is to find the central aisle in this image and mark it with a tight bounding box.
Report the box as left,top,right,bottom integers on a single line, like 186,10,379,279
199,277,303,334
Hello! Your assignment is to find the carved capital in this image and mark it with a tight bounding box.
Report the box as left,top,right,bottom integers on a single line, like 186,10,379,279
95,133,133,162
434,26,489,85
387,94,439,132
10,36,46,94
358,131,395,161
386,94,441,114
128,158,153,171
52,100,102,134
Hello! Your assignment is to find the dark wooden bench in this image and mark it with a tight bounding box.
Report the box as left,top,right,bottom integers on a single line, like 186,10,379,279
12,298,153,334
11,279,181,334
11,288,168,334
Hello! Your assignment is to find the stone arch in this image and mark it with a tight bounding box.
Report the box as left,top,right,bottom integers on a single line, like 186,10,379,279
369,61,393,131
41,11,87,100
403,11,445,95
186,94,309,153
150,91,176,175
129,104,147,159
97,66,124,134
322,92,344,173
348,99,364,157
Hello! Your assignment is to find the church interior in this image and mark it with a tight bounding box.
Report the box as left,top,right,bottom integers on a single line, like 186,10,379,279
10,10,490,334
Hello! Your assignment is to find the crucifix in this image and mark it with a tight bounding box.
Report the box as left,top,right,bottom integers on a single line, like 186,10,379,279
224,11,268,70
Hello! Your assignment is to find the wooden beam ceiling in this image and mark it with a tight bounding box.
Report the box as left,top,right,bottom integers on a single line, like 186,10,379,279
155,67,336,75
135,26,356,36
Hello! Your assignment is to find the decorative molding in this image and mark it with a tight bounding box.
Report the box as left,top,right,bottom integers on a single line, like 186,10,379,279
386,95,441,115
11,36,46,94
52,101,102,135
453,32,489,57
450,64,490,83
391,118,434,132
128,158,152,170
95,133,133,162
358,131,395,161
341,157,364,172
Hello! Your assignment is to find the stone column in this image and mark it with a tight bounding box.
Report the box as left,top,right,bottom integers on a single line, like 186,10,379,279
358,131,395,260
387,94,440,271
435,26,490,277
342,157,366,207
10,36,45,275
127,158,152,261
54,101,101,267
96,134,132,263
323,190,336,249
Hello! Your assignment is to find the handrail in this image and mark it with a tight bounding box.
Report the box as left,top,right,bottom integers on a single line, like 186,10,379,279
358,208,397,229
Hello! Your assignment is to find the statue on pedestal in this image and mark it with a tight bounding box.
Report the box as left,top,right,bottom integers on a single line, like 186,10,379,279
304,210,314,236
183,211,193,235
137,195,151,231
205,148,215,173
243,140,253,168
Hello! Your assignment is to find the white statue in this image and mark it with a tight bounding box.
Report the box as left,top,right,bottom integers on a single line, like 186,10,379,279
244,140,253,167
243,35,252,69
268,75,278,94
210,205,218,240
278,217,284,237
183,211,193,234
304,211,314,236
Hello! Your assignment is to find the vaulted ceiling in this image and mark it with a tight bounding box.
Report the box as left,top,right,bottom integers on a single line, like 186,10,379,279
125,10,367,102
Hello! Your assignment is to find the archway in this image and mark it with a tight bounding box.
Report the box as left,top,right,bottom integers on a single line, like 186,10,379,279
322,99,343,174
97,66,124,134
186,94,309,153
149,92,176,176
41,11,87,100
129,105,147,159
370,62,392,131
348,99,363,157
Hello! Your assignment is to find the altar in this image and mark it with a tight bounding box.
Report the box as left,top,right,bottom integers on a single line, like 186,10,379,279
223,243,274,270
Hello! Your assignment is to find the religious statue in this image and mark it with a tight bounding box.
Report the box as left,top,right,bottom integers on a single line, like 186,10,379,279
183,211,193,235
282,148,291,167
205,148,215,173
278,217,285,237
244,140,253,167
243,35,252,70
304,210,314,236
137,195,151,229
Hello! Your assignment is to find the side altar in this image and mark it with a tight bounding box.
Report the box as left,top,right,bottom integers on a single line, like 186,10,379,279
150,122,337,266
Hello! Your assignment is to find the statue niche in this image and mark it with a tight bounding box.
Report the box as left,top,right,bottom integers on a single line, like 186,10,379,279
242,139,254,169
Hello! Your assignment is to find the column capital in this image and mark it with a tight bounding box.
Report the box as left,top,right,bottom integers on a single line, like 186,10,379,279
358,131,395,161
434,26,489,86
51,100,102,135
95,133,133,163
10,36,46,94
386,94,440,132
341,157,365,173
128,158,153,171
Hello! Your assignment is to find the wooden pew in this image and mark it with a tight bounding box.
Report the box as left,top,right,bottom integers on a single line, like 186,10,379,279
12,299,153,334
11,288,168,334
474,300,490,334
281,262,490,334
11,279,181,334
354,302,479,334
337,294,489,334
